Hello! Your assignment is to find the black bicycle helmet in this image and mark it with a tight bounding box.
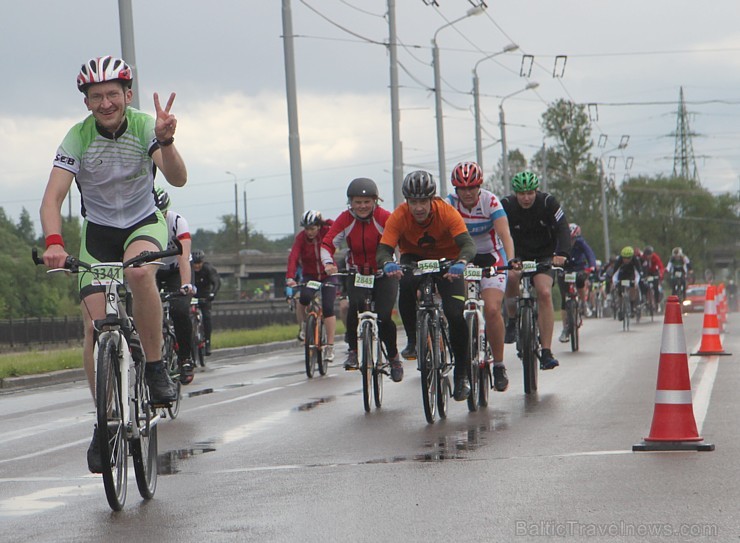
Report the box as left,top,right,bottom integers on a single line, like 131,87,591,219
191,250,205,264
346,177,379,199
402,170,436,199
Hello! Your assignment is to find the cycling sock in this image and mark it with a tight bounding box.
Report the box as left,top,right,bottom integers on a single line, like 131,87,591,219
493,361,505,367
145,360,164,371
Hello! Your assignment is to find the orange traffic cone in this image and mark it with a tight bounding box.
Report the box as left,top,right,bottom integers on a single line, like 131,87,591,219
691,285,731,356
633,295,714,451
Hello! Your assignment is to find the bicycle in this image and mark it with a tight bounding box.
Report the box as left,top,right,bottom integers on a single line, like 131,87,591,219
670,270,687,302
33,244,180,511
403,259,455,423
644,275,658,322
562,271,581,352
296,279,335,378
462,264,510,411
345,269,389,412
159,291,182,420
190,298,207,367
617,279,635,331
514,259,559,395
589,276,606,319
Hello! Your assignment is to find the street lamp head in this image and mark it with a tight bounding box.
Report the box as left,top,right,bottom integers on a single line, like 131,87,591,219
525,82,539,90
502,43,519,53
466,5,486,17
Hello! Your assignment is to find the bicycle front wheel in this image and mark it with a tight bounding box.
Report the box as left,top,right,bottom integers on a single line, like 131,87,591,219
520,306,538,394
318,319,328,376
131,378,158,500
418,312,437,423
436,325,450,420
163,333,181,420
304,314,318,378
478,343,491,408
372,338,384,409
360,322,373,412
466,313,479,412
96,334,128,511
566,300,579,352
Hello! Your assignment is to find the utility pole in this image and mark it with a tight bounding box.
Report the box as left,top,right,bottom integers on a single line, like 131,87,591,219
118,0,139,109
387,0,403,208
281,0,305,232
672,86,700,182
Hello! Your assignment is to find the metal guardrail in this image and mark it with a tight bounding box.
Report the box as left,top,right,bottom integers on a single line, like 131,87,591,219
0,300,296,348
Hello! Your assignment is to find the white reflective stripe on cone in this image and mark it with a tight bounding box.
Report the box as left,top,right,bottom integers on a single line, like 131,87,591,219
660,323,687,355
655,390,693,404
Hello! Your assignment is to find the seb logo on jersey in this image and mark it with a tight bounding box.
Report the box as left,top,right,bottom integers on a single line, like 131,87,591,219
417,231,436,250
55,154,76,166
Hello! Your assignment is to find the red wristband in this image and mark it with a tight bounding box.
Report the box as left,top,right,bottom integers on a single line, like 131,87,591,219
45,234,64,248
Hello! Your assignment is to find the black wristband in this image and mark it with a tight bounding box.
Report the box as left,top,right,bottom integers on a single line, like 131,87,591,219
156,136,175,147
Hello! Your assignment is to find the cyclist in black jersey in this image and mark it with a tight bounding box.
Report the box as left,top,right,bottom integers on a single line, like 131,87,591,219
192,250,221,355
500,171,571,370
39,56,187,473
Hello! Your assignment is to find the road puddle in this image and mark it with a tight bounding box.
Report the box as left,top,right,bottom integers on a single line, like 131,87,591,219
158,442,217,475
294,396,335,412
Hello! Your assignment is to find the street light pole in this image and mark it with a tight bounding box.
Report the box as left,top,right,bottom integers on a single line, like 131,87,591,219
499,82,539,185
599,136,629,261
242,178,256,249
472,43,518,170
432,6,485,197
225,171,239,246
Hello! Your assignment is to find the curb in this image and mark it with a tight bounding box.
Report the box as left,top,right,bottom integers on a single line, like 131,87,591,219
0,336,341,392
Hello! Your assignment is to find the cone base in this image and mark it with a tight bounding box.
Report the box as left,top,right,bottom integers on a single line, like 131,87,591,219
691,350,732,356
633,440,715,452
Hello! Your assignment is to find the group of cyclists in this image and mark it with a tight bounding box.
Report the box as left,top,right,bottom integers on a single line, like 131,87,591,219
286,163,575,402
37,55,701,476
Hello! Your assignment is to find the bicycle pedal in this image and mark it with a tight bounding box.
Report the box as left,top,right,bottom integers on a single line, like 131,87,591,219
149,400,173,408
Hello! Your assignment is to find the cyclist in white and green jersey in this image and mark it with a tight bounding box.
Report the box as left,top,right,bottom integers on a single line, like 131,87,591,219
39,55,187,473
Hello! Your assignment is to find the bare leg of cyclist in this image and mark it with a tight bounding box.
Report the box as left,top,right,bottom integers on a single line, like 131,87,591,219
80,292,105,398
483,287,508,392
124,258,163,364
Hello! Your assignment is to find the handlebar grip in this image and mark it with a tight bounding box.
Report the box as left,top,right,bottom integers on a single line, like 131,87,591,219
31,248,44,265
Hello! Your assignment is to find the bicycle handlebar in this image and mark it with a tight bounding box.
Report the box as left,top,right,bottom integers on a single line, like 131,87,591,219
32,242,182,273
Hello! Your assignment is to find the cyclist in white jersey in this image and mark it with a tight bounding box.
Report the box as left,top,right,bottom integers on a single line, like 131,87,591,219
446,162,515,392
154,187,197,384
39,56,187,473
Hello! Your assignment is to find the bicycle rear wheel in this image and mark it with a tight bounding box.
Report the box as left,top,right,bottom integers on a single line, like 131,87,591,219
162,332,181,420
418,312,437,423
437,325,451,420
478,343,491,408
360,322,373,412
520,306,538,394
304,314,318,378
622,295,630,331
131,375,158,500
191,313,206,367
372,336,383,409
96,334,128,511
466,313,479,412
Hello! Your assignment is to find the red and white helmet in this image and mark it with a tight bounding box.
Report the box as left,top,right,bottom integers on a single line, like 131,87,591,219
77,56,133,93
569,223,581,238
451,161,483,188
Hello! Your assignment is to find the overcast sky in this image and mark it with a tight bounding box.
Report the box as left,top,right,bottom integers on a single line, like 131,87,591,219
3,1,740,239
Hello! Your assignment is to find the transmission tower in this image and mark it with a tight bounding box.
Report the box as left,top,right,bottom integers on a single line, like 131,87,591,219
671,86,700,182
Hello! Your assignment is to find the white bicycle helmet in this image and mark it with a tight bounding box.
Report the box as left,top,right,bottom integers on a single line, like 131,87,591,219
77,55,133,93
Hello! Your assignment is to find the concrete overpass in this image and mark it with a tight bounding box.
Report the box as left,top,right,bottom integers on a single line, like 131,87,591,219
207,250,290,299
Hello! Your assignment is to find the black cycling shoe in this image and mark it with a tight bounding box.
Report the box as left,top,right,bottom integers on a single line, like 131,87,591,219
205,340,212,356
453,376,470,401
179,359,195,385
146,364,178,404
504,319,517,344
539,349,560,370
493,365,509,392
87,426,103,474
401,344,417,360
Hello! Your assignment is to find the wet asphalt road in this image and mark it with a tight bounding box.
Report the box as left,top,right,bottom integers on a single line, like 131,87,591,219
0,312,738,542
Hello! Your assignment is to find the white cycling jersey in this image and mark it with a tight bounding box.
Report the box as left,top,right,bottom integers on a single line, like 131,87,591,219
161,210,191,269
446,188,507,261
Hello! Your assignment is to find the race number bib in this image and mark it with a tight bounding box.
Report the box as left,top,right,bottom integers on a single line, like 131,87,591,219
306,280,322,290
417,260,440,274
621,279,632,287
522,261,537,273
564,272,577,283
463,267,483,281
354,273,375,289
91,262,124,286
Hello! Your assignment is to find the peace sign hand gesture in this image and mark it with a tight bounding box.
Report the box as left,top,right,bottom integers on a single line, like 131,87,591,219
153,92,177,142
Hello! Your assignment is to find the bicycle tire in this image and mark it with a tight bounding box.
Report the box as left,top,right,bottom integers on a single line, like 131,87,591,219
162,332,181,420
466,313,479,412
318,318,328,376
304,314,318,378
192,314,206,367
437,324,450,420
131,372,158,500
418,312,437,423
520,305,538,394
96,334,128,511
372,335,383,409
478,343,491,407
567,300,579,352
622,294,630,331
360,322,373,412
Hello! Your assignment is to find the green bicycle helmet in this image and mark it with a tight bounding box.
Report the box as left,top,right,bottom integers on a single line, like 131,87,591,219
621,246,634,258
154,186,171,212
511,170,540,192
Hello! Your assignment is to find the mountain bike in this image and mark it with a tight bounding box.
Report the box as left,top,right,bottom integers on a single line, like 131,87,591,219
346,269,389,412
589,276,606,319
404,259,454,423
617,279,634,331
514,259,559,395
670,269,687,302
462,264,510,410
33,244,180,511
160,291,182,420
562,271,581,352
298,279,335,378
644,275,658,322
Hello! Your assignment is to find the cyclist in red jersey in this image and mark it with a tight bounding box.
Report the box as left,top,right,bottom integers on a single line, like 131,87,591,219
286,210,337,361
321,178,403,381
